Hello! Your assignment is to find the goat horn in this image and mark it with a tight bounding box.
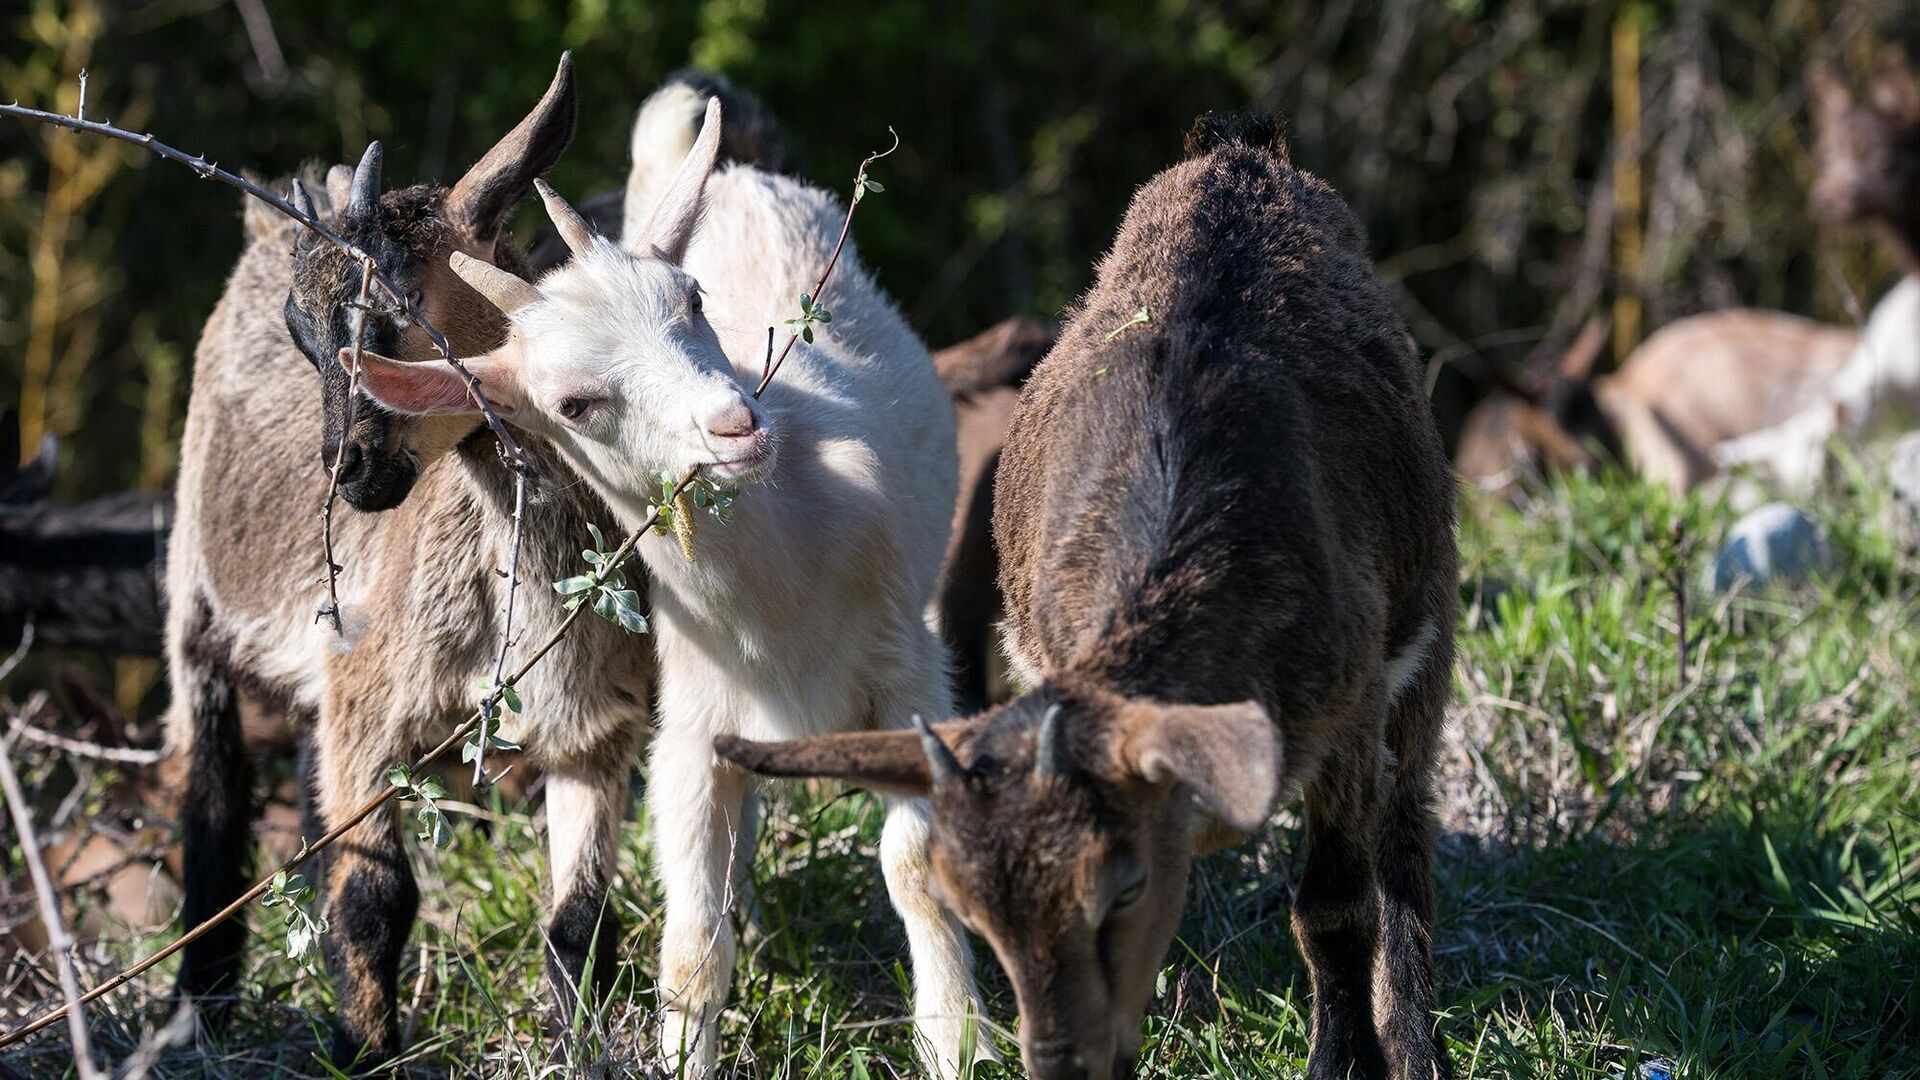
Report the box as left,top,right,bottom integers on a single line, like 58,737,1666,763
289,178,316,225
349,140,383,215
912,714,964,786
449,251,541,314
534,178,595,258
1033,704,1067,778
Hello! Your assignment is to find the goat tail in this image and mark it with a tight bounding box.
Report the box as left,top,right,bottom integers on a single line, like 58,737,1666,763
1183,112,1290,161
624,69,786,241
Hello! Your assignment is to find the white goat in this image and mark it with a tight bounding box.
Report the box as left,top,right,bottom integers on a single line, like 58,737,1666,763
353,98,987,1076
1714,276,1920,491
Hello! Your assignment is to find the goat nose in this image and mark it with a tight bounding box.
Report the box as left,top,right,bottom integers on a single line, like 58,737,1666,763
705,400,758,439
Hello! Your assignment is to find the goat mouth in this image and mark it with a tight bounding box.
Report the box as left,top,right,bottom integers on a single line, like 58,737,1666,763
340,450,421,512
702,441,774,484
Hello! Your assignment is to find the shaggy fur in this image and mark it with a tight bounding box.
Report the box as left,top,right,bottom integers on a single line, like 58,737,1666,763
721,114,1460,1080
165,57,655,1071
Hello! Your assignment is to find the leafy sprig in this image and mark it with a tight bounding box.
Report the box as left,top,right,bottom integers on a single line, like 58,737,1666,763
785,292,832,345
554,522,648,634
259,857,329,970
387,763,452,848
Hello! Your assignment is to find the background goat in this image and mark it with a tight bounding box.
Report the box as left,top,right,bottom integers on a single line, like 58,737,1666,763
717,114,1460,1080
1713,55,1920,491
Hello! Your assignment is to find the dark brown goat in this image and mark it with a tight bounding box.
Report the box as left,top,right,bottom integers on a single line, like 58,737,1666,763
721,115,1458,1080
931,316,1057,712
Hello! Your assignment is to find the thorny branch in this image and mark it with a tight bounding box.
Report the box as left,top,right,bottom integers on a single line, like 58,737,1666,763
314,269,371,633
0,98,527,467
0,84,891,1049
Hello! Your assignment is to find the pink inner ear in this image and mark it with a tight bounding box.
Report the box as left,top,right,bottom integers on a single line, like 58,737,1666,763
352,351,489,416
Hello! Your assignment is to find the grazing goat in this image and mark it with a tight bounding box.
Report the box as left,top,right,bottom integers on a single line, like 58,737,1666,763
1454,310,1858,496
932,316,1057,712
716,115,1460,1080
1713,57,1920,491
354,97,989,1077
167,56,656,1068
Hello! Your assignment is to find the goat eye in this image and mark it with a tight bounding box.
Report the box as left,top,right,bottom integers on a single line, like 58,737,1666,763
689,288,704,314
406,288,423,308
1112,878,1147,911
556,396,593,420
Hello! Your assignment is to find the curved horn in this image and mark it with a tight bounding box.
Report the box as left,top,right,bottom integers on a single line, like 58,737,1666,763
289,178,317,225
1033,704,1067,779
912,715,964,786
449,251,541,314
534,178,595,258
348,140,383,214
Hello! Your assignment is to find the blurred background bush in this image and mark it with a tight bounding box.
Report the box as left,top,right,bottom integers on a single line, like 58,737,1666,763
1,0,1916,498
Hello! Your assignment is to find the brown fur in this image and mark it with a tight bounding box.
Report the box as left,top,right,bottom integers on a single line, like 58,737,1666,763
721,114,1459,1080
165,56,653,1069
1456,310,1859,496
931,316,1058,712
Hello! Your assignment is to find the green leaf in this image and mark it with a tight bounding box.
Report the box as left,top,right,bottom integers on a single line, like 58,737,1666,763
863,178,885,194
501,684,522,713
609,590,650,634
415,775,449,801
815,307,832,324
801,326,815,344
386,764,412,789
586,522,607,549
555,575,596,596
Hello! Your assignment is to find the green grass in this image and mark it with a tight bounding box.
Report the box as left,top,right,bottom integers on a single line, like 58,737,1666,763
5,466,1919,1078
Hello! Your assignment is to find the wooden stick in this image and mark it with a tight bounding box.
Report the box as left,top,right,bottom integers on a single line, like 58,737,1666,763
0,736,107,1079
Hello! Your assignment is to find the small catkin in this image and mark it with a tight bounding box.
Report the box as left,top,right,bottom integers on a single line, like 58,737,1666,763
673,488,698,562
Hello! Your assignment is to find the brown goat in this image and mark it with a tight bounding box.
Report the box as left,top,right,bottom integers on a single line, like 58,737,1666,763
166,57,656,1069
720,115,1459,1080
931,316,1057,712
1455,310,1858,496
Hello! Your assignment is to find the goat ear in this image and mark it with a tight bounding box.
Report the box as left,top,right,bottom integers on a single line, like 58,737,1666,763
446,52,578,243
1118,701,1279,834
325,164,354,211
715,721,983,798
635,97,724,265
1557,313,1610,382
350,348,522,417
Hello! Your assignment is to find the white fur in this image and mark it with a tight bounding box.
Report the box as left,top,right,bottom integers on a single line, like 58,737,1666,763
372,100,984,1076
1715,276,1920,490
1383,617,1437,704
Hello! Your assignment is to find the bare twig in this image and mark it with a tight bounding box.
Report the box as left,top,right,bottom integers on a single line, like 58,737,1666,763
0,736,107,1079
0,619,33,686
753,128,898,398
315,269,371,633
5,708,165,766
476,468,529,786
